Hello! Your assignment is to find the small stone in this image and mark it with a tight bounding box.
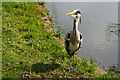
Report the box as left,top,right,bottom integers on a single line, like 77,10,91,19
19,61,23,64
17,41,20,43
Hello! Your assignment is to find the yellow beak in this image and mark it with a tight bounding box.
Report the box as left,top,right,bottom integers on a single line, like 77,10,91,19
66,12,74,15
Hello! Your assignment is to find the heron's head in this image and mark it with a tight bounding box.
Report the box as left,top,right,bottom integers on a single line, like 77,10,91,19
66,10,81,23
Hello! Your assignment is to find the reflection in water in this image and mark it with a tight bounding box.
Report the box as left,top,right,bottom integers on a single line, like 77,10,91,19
105,23,118,42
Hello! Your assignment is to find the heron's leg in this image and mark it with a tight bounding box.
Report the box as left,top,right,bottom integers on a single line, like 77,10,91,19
69,55,74,72
72,55,75,71
73,55,74,66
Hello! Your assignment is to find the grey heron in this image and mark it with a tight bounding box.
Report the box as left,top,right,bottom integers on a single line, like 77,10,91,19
65,10,83,56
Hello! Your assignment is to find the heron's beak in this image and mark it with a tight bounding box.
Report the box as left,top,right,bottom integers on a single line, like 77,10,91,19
66,12,74,15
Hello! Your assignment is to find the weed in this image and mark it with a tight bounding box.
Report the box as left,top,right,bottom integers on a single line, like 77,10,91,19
55,29,63,39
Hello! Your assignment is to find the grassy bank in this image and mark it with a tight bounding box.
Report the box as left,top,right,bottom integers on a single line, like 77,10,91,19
2,2,119,79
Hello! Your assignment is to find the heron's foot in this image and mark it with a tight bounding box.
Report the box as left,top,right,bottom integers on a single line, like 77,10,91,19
69,66,74,72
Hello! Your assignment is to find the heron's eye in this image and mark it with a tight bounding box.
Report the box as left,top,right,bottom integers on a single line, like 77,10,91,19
75,12,77,15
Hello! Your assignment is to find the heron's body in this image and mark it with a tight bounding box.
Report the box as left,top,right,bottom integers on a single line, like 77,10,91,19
65,10,83,56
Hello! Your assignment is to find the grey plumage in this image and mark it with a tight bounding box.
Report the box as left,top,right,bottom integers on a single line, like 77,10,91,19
65,10,83,56
65,31,83,56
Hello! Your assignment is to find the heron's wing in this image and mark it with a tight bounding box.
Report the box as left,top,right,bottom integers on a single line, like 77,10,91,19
73,33,83,53
79,33,83,49
65,31,72,53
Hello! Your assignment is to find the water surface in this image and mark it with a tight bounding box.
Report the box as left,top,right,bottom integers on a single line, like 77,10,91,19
46,2,118,69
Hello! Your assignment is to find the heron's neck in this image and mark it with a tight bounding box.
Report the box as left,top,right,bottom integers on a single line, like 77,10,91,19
73,18,79,34
70,18,80,44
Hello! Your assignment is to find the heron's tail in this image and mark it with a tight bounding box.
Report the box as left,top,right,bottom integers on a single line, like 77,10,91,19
68,51,75,56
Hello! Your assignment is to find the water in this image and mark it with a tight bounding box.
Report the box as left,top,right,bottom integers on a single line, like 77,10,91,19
45,2,118,69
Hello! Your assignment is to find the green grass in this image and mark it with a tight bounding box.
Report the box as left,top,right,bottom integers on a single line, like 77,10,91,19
2,2,119,79
55,29,63,39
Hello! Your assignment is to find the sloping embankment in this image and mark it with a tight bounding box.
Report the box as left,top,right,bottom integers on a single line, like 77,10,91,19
2,2,118,79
